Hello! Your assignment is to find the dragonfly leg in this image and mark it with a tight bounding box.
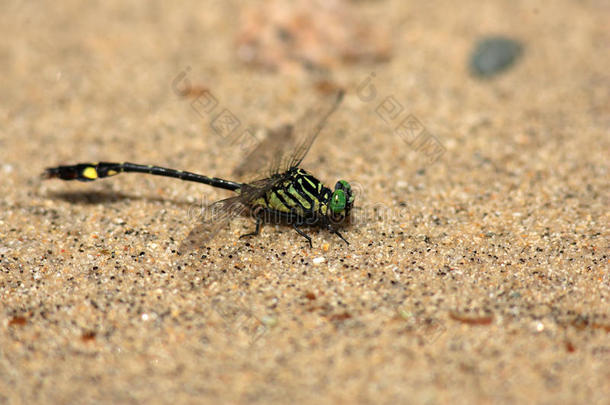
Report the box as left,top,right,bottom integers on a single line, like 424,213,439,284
329,226,349,246
239,217,261,239
293,223,313,248
240,208,263,239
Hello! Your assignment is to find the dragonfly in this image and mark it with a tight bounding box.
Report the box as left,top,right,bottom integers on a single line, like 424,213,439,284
43,90,353,251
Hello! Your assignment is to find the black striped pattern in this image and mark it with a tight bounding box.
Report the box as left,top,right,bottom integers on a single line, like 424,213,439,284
262,168,330,217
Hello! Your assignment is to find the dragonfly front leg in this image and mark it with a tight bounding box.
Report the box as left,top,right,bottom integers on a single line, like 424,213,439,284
328,225,349,246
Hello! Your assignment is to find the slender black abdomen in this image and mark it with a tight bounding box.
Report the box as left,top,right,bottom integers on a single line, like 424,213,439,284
43,162,242,191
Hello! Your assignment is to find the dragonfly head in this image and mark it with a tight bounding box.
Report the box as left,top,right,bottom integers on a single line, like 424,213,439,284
328,180,354,222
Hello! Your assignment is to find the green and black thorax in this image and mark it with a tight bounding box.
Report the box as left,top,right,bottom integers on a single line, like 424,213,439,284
248,167,354,225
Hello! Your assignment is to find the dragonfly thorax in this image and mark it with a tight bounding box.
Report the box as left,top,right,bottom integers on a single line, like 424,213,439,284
252,168,353,225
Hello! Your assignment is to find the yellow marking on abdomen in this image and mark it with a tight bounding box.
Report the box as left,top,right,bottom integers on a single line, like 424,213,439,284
82,167,98,179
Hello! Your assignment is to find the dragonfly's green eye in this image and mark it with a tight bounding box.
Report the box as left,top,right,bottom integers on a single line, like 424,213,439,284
336,180,354,205
330,189,347,213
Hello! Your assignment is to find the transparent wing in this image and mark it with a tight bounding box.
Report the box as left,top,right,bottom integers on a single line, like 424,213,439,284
178,196,248,254
233,90,344,179
178,177,281,254
232,123,294,178
237,175,284,205
282,89,344,171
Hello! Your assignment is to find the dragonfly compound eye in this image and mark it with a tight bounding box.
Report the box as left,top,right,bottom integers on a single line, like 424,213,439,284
330,189,347,214
335,180,354,206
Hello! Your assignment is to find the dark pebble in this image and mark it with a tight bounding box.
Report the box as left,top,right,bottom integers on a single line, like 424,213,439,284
470,36,523,78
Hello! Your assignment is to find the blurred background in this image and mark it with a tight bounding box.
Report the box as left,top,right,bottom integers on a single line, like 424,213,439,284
0,1,608,404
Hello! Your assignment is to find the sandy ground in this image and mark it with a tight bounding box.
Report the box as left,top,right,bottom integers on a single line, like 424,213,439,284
1,1,608,404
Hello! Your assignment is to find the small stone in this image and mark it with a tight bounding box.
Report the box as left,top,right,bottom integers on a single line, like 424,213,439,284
261,315,277,326
313,256,326,265
470,36,523,78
